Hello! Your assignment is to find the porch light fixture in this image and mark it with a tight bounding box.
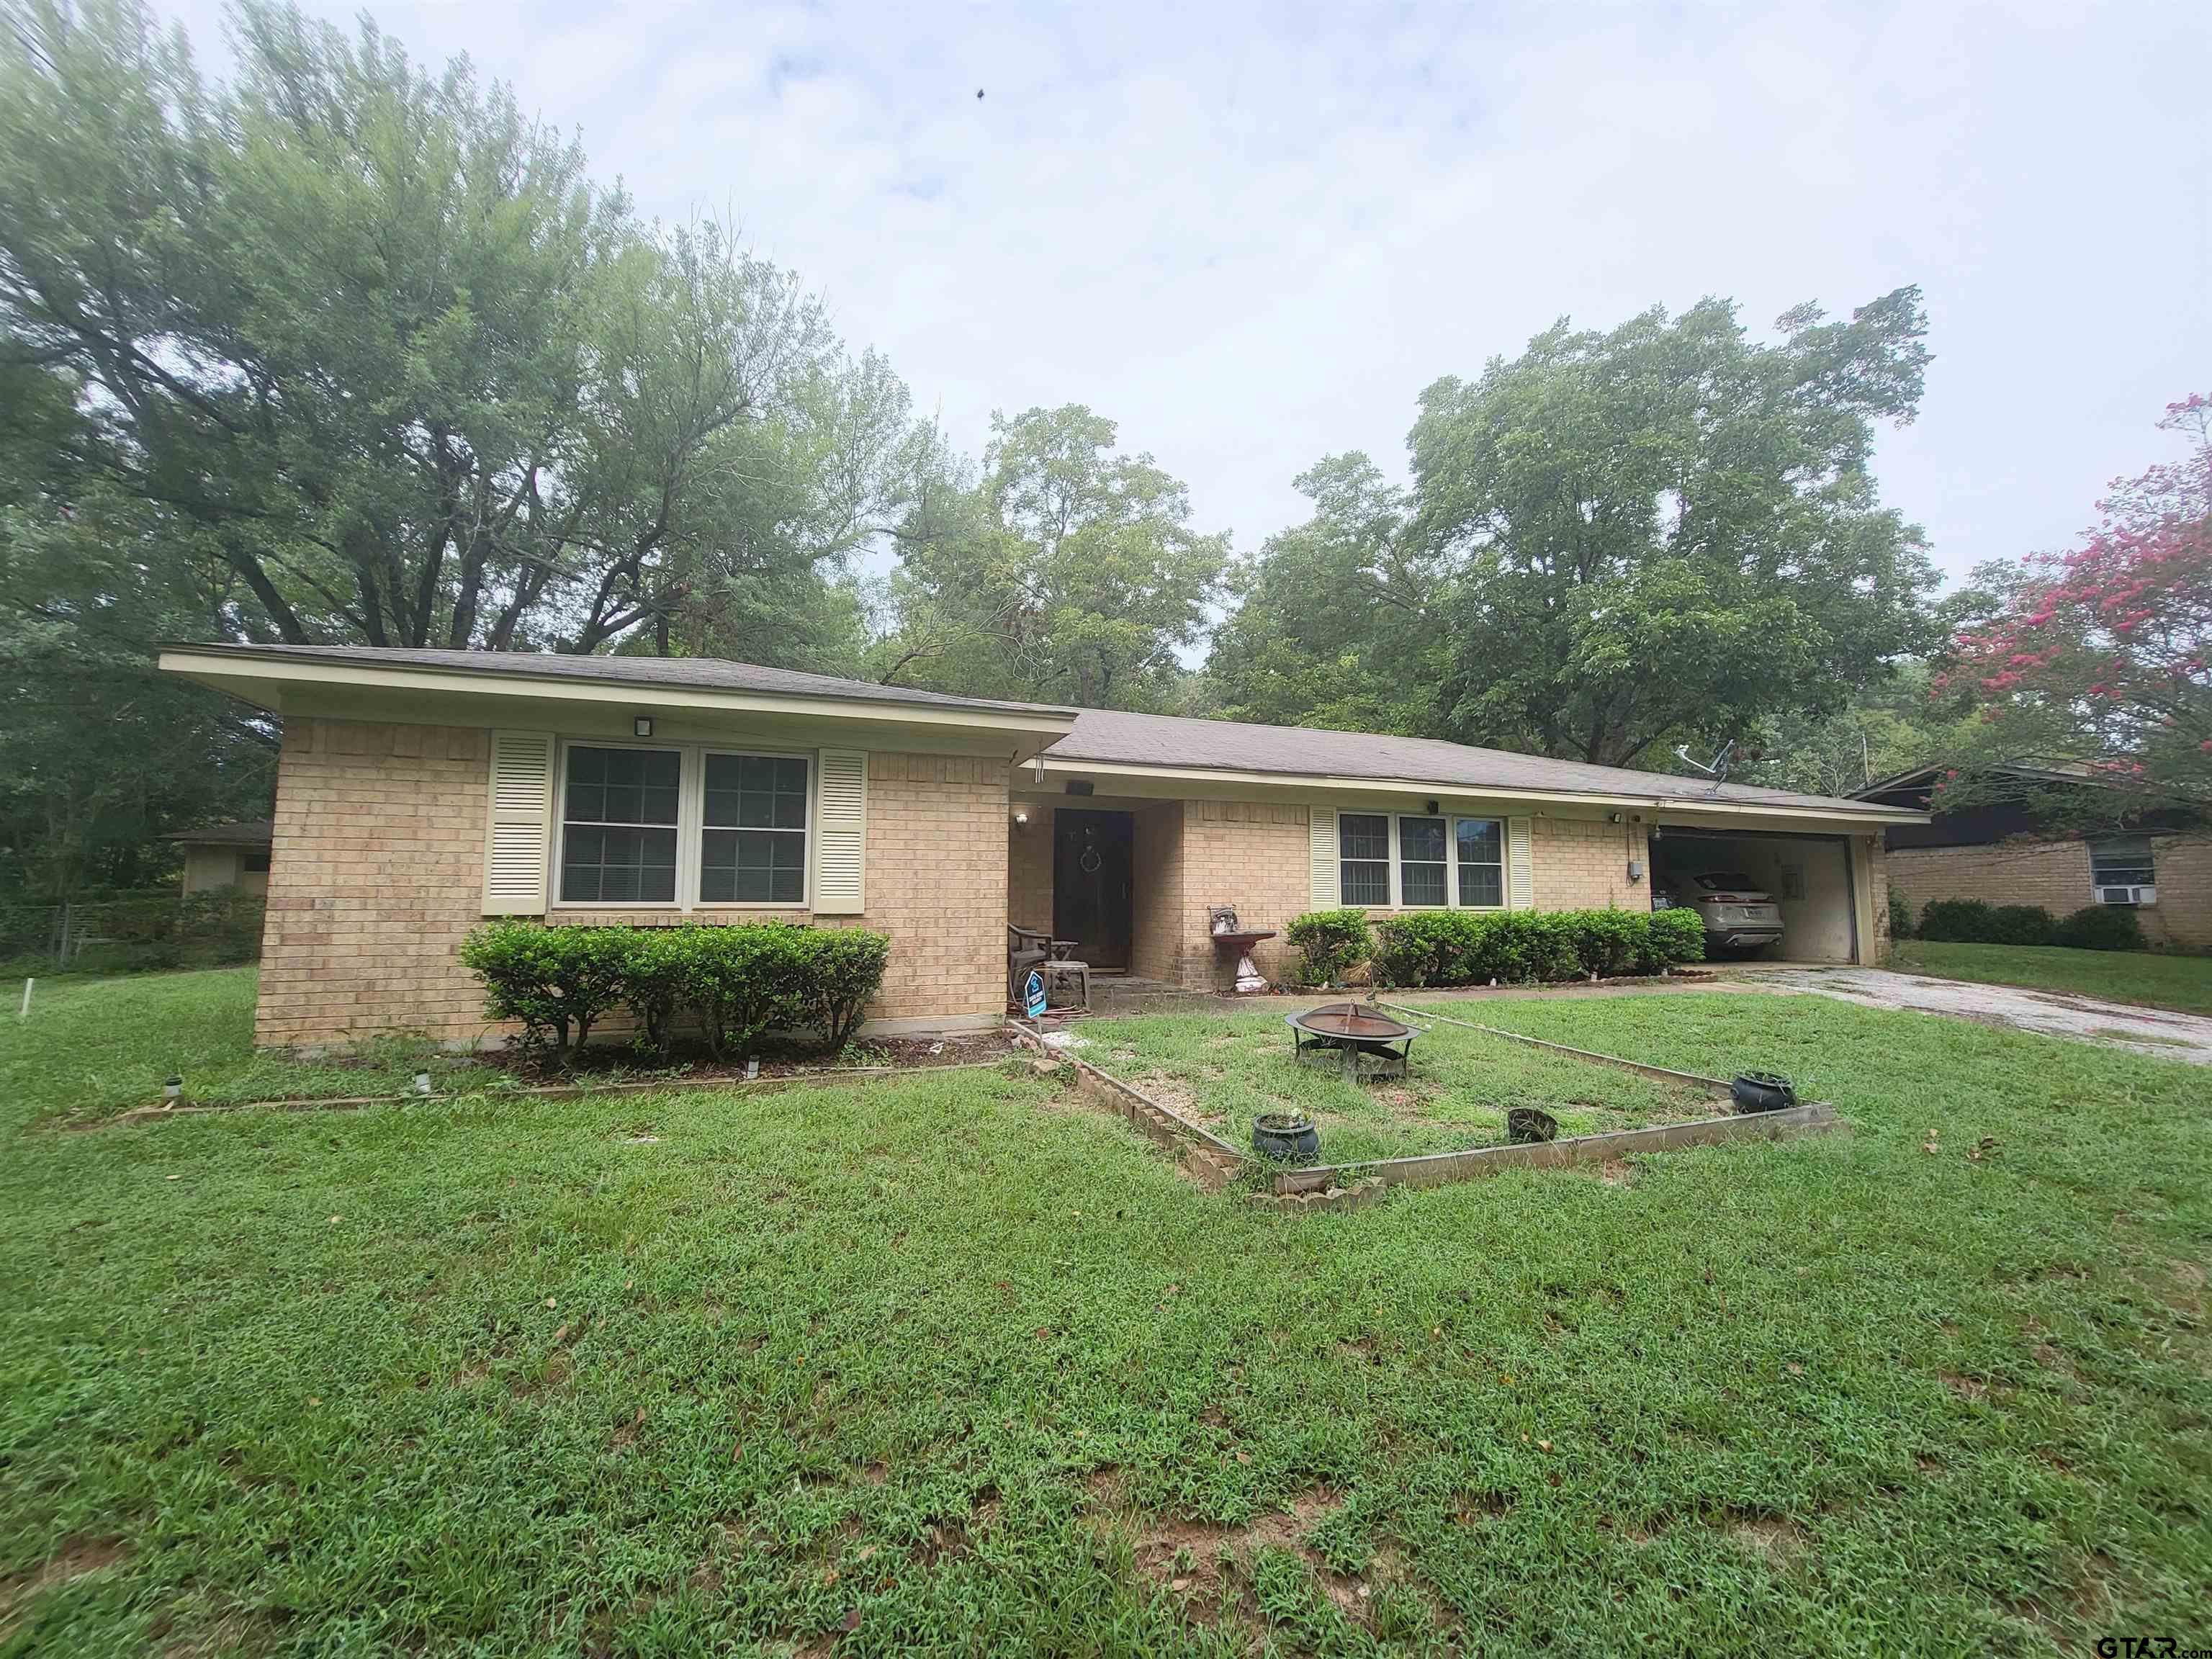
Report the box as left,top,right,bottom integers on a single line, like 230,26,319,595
633,715,654,737
1012,807,1030,825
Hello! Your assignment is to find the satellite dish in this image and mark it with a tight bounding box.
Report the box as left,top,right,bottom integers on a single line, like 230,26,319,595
1673,740,1737,791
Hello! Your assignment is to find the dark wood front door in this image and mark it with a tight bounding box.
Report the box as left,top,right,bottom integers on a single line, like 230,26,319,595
1053,809,1133,971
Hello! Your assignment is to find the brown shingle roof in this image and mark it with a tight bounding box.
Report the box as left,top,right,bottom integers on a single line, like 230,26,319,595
1046,708,1899,816
164,818,273,847
166,643,1080,718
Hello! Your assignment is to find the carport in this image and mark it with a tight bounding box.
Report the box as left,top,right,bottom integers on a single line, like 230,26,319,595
1651,824,1864,963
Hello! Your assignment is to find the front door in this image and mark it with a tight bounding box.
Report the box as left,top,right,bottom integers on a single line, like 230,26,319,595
1053,809,1133,971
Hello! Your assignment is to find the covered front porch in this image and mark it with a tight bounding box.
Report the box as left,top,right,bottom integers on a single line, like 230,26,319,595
1005,793,1309,994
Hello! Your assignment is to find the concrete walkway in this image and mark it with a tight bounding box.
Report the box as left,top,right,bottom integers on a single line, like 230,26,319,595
1725,965,2212,1065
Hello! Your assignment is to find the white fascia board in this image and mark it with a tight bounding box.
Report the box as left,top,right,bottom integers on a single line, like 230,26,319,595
1022,755,1929,827
158,649,1078,745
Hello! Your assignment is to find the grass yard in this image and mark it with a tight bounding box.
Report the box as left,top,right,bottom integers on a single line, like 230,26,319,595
1082,1005,1722,1164
1891,939,2212,1016
1,975,2209,1654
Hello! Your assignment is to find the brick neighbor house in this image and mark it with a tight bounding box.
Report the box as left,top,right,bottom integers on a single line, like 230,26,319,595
160,644,1923,1051
1856,763,2211,949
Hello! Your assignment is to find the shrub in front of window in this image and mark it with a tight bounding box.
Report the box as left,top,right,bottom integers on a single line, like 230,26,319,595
1917,899,2059,945
462,920,892,1062
1285,909,1372,986
460,920,634,1058
1887,889,1914,940
787,927,893,1051
1369,908,1702,989
2054,904,2147,952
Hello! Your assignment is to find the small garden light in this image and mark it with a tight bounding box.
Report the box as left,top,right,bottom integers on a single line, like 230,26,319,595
414,1071,433,1096
163,1075,182,1103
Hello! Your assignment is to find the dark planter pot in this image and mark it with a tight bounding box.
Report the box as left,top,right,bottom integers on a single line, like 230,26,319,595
1731,1072,1797,1114
1252,1112,1320,1164
1506,1107,1558,1145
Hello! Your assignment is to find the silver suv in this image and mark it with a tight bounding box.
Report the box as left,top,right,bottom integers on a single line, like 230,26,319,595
1658,871,1784,954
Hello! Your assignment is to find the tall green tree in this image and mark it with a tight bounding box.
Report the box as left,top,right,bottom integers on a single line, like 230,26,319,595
0,0,902,656
1202,454,1444,733
1406,291,1941,767
873,406,1228,708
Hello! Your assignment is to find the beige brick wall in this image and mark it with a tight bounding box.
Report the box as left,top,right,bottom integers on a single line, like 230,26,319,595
1888,834,2211,949
1007,804,1054,933
258,719,493,1049
1530,817,1650,912
258,721,1010,1050
1171,800,1313,989
1887,840,2091,934
1129,801,1187,983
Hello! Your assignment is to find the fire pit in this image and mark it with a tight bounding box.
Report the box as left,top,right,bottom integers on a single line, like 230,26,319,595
1285,1001,1424,1080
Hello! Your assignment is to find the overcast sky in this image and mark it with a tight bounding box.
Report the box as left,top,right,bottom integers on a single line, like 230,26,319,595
164,0,2211,588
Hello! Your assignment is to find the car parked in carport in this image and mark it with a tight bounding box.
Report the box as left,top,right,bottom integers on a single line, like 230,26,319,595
1656,871,1786,954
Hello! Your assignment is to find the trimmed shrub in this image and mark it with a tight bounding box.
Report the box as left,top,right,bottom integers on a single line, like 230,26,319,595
1916,899,1994,942
2055,904,2147,952
1284,909,1371,986
461,920,893,1061
1917,899,2059,945
789,927,893,1050
460,920,632,1057
1887,889,1913,940
1368,907,1703,989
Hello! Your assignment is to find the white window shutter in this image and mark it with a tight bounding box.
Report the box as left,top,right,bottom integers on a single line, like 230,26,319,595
812,750,868,914
1507,815,1534,911
482,729,555,914
1309,807,1339,908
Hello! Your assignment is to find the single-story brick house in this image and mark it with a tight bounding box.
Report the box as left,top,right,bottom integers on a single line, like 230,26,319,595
1856,763,2211,948
168,818,274,896
160,644,1924,1050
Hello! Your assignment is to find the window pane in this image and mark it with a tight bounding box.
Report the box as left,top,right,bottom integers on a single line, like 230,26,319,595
566,747,677,824
1400,816,1445,861
705,752,809,832
700,828,805,904
1460,863,1503,907
1339,813,1388,862
2090,837,2155,885
561,822,675,904
1456,818,1503,907
1341,860,1390,907
1401,861,1447,906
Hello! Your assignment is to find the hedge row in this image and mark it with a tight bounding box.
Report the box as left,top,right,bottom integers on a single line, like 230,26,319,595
1286,905,1706,989
460,920,890,1060
1917,898,2146,952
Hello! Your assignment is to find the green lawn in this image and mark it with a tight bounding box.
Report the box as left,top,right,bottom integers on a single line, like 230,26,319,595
1888,940,2212,1016
1,975,2209,1654
1084,1005,1721,1164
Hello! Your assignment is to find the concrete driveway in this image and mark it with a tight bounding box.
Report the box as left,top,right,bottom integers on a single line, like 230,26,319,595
1731,966,2212,1065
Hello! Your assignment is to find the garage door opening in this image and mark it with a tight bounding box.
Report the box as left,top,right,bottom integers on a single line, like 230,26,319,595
1652,828,1859,964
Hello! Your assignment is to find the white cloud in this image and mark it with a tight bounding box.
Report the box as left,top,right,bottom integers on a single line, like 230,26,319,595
157,0,2212,582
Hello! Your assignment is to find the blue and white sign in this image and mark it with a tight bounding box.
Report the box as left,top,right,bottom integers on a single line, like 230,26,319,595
1023,969,1048,1020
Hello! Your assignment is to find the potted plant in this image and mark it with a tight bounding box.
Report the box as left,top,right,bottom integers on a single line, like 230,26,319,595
1251,1112,1320,1164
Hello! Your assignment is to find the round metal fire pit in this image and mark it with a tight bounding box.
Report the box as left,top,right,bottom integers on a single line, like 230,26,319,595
1285,1002,1424,1081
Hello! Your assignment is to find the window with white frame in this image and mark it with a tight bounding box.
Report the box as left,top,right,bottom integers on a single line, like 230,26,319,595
1398,815,1449,906
2089,835,2155,891
700,752,809,904
1455,818,1504,907
559,746,680,903
1338,811,1509,908
555,743,811,908
1339,813,1391,906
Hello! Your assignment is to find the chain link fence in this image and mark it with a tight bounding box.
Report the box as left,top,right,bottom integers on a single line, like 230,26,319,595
0,891,266,975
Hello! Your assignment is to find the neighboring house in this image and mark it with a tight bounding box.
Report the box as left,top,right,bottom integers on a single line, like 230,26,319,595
1855,763,2211,948
167,819,274,896
159,644,1925,1051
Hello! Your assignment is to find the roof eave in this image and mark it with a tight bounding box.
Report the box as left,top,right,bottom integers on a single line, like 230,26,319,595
157,646,1082,741
1027,755,1930,824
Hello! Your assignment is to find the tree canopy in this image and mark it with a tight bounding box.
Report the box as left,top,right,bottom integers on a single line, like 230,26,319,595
1938,395,2212,822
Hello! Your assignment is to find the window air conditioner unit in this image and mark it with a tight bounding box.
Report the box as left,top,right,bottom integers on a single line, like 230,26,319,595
2098,884,2157,907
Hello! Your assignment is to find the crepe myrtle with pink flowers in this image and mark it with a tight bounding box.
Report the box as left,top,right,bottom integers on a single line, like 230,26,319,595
1938,396,2212,820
